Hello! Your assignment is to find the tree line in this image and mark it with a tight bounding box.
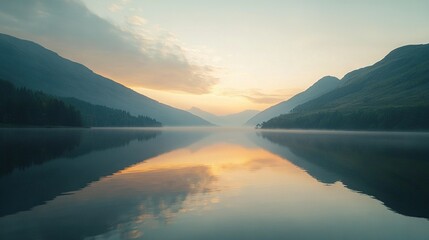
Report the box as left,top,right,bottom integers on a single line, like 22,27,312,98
0,79,82,127
260,106,429,131
0,79,162,127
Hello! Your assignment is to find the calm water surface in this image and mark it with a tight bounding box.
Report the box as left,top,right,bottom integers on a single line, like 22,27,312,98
0,127,428,240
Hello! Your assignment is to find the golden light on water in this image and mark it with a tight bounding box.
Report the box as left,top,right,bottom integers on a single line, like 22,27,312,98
118,143,308,180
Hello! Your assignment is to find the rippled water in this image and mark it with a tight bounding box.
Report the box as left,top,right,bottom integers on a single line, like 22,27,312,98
0,127,428,240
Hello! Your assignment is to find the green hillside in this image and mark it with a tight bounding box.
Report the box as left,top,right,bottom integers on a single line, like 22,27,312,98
247,76,340,125
261,44,429,130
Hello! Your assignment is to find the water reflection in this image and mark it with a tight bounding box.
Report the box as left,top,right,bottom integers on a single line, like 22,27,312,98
0,165,215,240
0,128,206,217
258,130,429,219
0,129,82,176
0,135,303,240
0,128,429,240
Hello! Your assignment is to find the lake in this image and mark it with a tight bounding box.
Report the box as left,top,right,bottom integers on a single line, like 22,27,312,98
0,127,428,240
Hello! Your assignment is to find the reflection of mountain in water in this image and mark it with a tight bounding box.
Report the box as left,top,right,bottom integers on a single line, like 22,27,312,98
0,164,216,240
0,128,160,176
0,129,82,175
258,131,429,219
0,128,207,217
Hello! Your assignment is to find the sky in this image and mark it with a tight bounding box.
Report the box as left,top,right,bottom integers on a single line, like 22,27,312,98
1,0,429,114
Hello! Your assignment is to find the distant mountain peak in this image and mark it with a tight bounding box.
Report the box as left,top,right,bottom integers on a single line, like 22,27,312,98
314,76,339,84
189,106,205,112
189,107,259,126
305,76,340,92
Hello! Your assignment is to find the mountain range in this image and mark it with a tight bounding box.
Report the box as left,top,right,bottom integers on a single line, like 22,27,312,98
261,43,429,130
0,33,209,126
1,32,428,130
189,107,259,126
247,76,340,125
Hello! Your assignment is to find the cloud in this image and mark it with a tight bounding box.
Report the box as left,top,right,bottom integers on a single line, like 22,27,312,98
128,16,147,26
108,3,122,13
0,0,218,94
220,88,302,104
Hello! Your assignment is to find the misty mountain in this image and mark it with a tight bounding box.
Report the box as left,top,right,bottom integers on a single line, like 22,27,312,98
0,78,161,127
261,44,429,130
189,107,259,126
61,98,161,127
247,76,340,125
0,33,210,126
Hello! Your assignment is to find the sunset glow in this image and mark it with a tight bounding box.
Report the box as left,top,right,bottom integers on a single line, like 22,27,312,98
1,0,429,114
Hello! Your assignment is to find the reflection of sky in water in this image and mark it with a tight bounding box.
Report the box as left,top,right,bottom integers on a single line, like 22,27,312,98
0,129,429,240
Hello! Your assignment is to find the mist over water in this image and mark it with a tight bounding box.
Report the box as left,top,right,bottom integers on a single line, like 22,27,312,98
1,128,428,240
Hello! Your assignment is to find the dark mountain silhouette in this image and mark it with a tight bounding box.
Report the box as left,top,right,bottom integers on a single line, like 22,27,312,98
61,97,161,127
0,79,82,127
189,107,259,126
262,44,429,130
0,33,210,126
0,79,161,127
247,76,340,125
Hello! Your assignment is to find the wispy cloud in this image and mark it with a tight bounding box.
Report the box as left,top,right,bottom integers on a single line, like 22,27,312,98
0,0,218,94
108,0,130,13
220,88,302,104
128,15,147,26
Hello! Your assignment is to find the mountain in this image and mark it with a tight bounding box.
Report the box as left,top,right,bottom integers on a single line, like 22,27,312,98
247,76,340,125
188,107,220,125
61,98,161,127
0,33,210,126
0,78,162,127
220,109,260,126
189,107,259,126
261,44,429,130
0,79,82,127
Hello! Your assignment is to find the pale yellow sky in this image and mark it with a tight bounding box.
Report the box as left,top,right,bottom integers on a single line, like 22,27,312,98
82,0,429,114
1,0,429,115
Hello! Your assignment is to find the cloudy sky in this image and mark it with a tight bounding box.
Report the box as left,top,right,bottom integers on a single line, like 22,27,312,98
1,0,429,114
